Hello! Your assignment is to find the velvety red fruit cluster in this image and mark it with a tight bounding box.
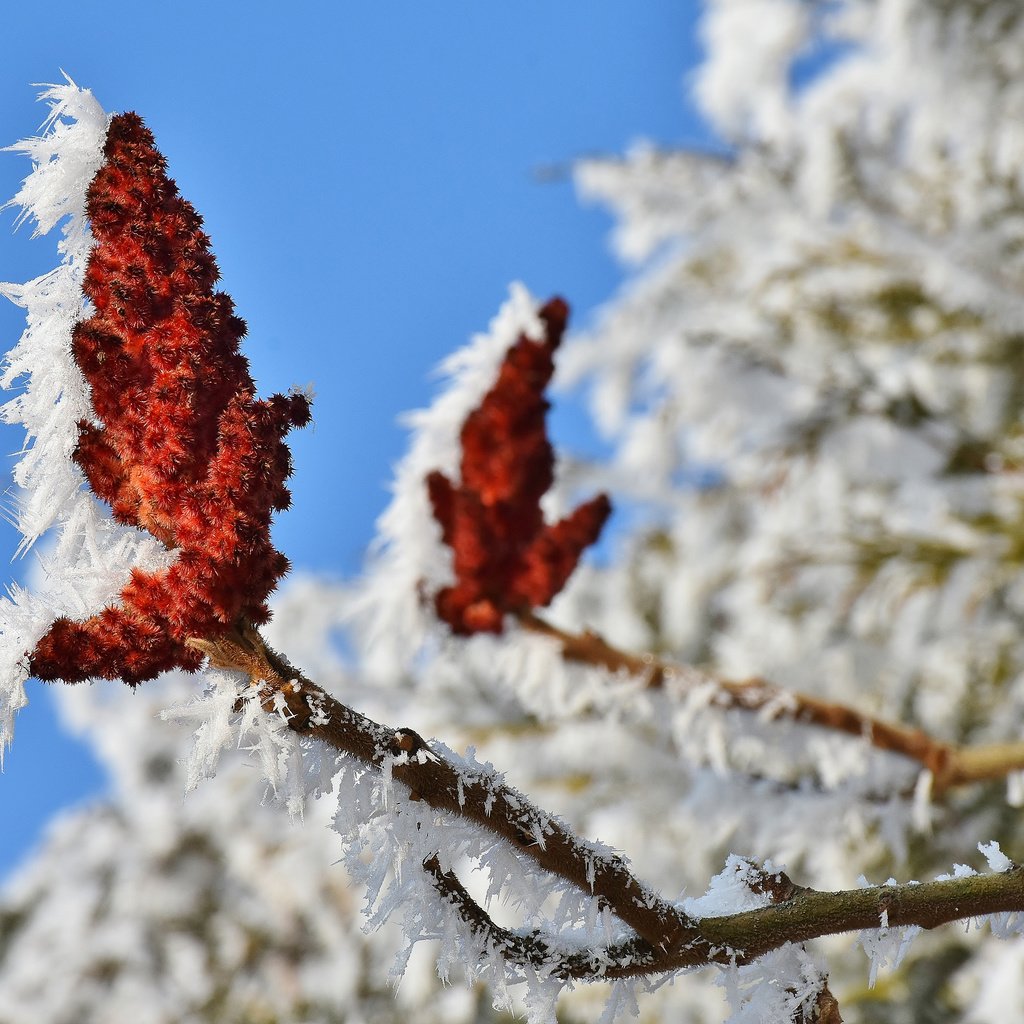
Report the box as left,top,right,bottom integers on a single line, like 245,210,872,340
427,298,611,634
30,113,310,684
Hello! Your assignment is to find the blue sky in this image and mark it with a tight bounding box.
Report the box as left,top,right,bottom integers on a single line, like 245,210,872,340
0,2,713,875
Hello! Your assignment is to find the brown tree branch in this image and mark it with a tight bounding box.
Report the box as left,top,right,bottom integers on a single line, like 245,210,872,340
190,626,1024,990
694,867,1024,965
431,848,1024,981
427,853,843,1023
190,626,692,952
421,854,658,980
517,611,1024,793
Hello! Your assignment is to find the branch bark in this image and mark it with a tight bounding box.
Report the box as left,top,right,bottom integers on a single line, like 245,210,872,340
517,612,1024,793
191,626,1024,987
431,843,1024,980
191,627,691,952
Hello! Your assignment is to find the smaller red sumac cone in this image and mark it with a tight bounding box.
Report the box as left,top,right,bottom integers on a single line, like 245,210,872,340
30,112,310,685
427,298,611,634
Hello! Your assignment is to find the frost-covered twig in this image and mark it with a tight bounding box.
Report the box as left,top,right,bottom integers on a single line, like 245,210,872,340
196,625,1024,985
190,625,690,953
518,611,1024,794
421,855,657,981
691,864,1024,968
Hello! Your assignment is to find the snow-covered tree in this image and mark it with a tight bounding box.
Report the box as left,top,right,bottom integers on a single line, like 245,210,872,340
4,2,1024,1021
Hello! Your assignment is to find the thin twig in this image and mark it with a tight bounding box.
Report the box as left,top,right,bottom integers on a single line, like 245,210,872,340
432,849,1024,980
422,854,657,980
517,612,1024,793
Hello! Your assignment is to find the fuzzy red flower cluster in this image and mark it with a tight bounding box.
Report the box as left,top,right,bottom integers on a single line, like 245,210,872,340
427,298,611,634
30,113,310,685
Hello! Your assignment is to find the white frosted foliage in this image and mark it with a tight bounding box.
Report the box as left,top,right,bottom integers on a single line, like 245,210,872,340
695,0,809,141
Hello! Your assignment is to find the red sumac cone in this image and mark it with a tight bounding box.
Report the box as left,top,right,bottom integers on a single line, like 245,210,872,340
427,298,611,634
31,113,310,685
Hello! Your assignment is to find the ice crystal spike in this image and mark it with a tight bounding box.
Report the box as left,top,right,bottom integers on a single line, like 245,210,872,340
427,297,611,634
29,112,311,684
